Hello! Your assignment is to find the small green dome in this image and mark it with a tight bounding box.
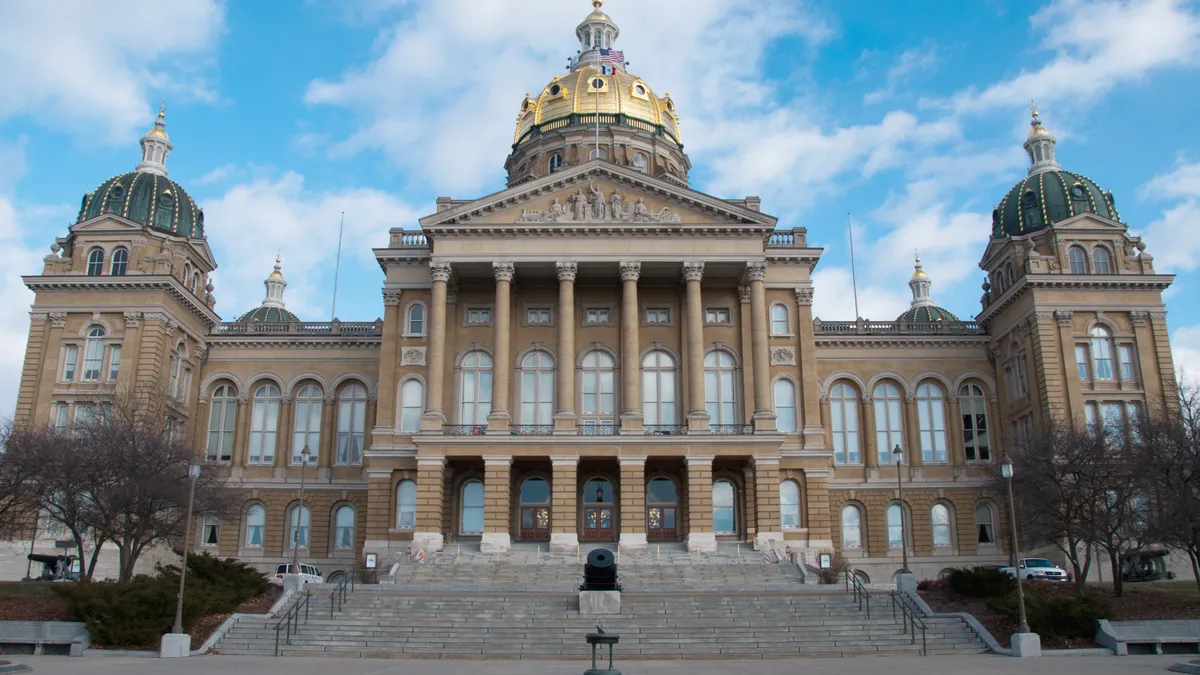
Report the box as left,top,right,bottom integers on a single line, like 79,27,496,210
992,169,1118,238
234,307,300,324
896,305,960,324
76,171,204,239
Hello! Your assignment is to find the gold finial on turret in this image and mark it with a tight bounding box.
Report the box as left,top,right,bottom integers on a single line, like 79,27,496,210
1028,99,1049,138
912,250,927,279
593,0,602,8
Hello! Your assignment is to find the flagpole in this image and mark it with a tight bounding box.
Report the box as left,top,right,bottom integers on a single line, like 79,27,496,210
330,211,344,321
847,212,860,320
594,61,600,160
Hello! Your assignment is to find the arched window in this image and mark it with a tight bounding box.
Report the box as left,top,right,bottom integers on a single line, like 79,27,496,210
110,248,128,276
841,504,862,549
249,384,280,465
245,504,265,547
292,384,323,463
336,384,367,465
830,383,860,463
916,382,948,463
873,382,904,464
1090,326,1115,380
287,504,311,549
959,384,990,462
459,351,493,426
780,480,801,528
641,350,677,425
632,153,648,173
1092,247,1113,275
400,379,424,433
407,304,425,335
519,350,554,425
931,504,952,547
580,350,616,429
589,147,607,160
206,384,237,462
461,480,484,535
1005,342,1029,400
86,248,104,276
712,480,736,534
886,504,906,549
396,480,417,529
770,304,789,335
974,503,995,545
1004,261,1015,286
168,342,184,396
704,350,737,425
1068,246,1087,274
82,327,105,382
773,379,797,433
333,505,355,549
191,271,200,293
548,153,564,174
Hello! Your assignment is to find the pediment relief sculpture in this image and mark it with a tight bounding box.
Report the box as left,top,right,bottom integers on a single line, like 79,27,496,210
516,182,682,223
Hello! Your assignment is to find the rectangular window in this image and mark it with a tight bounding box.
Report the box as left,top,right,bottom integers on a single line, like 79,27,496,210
467,308,491,325
83,340,103,382
1126,401,1142,442
585,308,610,324
107,346,121,382
62,346,78,382
705,308,730,324
201,518,220,547
1118,345,1135,382
1076,345,1090,381
1084,402,1098,430
644,308,670,324
1016,357,1028,397
75,404,95,426
54,403,69,431
1101,402,1123,444
526,308,551,325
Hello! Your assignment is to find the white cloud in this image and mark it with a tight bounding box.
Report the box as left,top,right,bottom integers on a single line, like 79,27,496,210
944,0,1200,115
0,0,225,140
1173,325,1200,385
199,172,425,320
864,44,939,105
811,266,912,322
1140,161,1200,272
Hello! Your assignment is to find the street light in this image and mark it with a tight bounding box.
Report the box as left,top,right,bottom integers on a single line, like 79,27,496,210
292,445,311,569
172,462,202,635
1000,453,1031,634
892,444,909,575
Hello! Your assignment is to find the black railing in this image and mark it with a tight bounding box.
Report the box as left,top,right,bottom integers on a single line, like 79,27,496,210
273,590,311,656
891,591,928,655
710,424,753,435
644,425,688,436
510,425,554,436
442,425,487,436
579,424,619,436
847,570,871,619
329,571,356,619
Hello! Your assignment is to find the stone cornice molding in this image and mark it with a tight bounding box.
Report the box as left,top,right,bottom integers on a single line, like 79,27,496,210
681,261,705,282
550,455,580,466
815,335,991,349
556,261,578,281
23,274,220,328
416,456,447,469
619,261,641,282
617,456,648,467
685,455,715,466
976,273,1174,325
205,337,382,350
483,455,514,467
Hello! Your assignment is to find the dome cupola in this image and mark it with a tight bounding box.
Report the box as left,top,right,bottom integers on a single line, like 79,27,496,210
895,253,960,324
235,255,301,323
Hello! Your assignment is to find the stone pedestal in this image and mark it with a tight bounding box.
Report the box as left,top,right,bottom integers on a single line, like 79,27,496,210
550,532,579,553
159,632,191,658
282,574,303,595
410,532,444,553
686,532,717,553
579,591,621,615
1010,632,1042,657
618,533,647,552
480,532,511,553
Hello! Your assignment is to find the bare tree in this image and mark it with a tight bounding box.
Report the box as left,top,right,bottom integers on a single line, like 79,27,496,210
0,421,42,539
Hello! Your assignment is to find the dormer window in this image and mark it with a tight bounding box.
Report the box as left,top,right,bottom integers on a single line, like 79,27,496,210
1070,183,1091,214
548,153,563,174
1068,246,1087,274
86,248,104,276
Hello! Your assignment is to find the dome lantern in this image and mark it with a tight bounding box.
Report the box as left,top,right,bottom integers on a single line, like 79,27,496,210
575,0,621,70
909,251,933,308
895,252,960,324
234,255,301,324
136,102,173,177
1024,100,1059,176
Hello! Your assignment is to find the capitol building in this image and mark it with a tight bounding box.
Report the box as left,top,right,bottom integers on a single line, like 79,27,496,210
12,1,1176,582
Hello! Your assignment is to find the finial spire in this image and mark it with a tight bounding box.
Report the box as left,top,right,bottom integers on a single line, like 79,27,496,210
593,0,602,7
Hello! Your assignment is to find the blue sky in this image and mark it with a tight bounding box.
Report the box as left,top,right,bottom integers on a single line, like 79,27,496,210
2,0,1200,416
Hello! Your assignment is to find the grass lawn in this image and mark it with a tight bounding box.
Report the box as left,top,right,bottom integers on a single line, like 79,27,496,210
1124,580,1200,596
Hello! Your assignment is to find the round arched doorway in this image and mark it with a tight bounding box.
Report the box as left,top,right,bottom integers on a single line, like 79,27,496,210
646,477,678,542
519,477,551,542
581,477,615,542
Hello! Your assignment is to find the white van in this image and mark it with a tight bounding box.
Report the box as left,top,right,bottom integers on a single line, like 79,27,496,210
270,563,324,586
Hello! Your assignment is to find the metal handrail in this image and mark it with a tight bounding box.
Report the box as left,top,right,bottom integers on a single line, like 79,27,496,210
890,591,928,656
510,425,554,436
273,589,311,656
710,424,753,435
443,424,487,436
846,570,870,619
644,425,688,436
329,571,357,618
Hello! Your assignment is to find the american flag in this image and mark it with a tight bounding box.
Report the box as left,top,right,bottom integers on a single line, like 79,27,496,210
599,48,624,64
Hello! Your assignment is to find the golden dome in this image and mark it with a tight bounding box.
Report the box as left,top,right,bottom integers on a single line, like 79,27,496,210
145,102,170,140
514,65,682,146
1027,100,1050,139
268,254,284,280
912,252,927,279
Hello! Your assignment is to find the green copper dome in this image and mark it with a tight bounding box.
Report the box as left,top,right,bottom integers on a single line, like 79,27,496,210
76,171,204,239
234,306,300,324
895,305,960,324
992,169,1118,238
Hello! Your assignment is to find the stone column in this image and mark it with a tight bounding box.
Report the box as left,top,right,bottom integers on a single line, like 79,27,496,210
794,285,823,446
274,395,294,478
362,468,396,561
375,290,403,435
742,465,757,540
618,456,648,551
746,262,776,431
555,262,578,433
319,394,336,478
550,456,579,551
1148,311,1179,408
421,261,451,431
412,456,446,551
737,286,755,423
753,456,782,545
619,261,643,432
904,393,923,468
487,262,514,434
1056,310,1083,424
685,456,716,552
233,394,251,471
682,261,709,432
803,469,834,549
862,395,879,471
947,394,967,475
481,456,512,553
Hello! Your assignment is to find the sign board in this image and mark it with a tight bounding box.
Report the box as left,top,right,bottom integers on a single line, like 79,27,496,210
365,552,377,569
55,540,74,549
819,553,832,569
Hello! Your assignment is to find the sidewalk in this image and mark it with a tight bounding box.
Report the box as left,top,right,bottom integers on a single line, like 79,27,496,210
11,653,1184,675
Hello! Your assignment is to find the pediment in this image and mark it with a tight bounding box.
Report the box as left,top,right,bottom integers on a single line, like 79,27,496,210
71,213,144,232
1048,212,1127,232
420,161,776,233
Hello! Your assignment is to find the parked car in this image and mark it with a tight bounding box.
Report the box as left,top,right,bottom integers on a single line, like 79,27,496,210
1000,557,1070,581
269,563,324,586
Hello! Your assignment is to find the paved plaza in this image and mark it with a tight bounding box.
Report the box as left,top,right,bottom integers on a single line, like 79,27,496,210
9,654,1186,675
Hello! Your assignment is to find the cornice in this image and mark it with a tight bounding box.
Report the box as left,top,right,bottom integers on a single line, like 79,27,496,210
814,335,991,349
976,273,1175,325
24,274,220,328
206,337,382,350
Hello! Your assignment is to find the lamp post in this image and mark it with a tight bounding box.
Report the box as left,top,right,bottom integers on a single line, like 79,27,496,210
172,462,202,635
292,445,311,568
892,444,909,574
1001,453,1030,634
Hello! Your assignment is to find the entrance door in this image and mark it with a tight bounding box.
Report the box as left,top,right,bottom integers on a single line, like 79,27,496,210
646,477,678,542
519,477,551,542
582,478,615,542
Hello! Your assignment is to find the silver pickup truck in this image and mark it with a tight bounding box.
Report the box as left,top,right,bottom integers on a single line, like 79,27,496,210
1000,557,1070,581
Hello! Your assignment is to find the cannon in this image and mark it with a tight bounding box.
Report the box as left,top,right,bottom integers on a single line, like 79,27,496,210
581,548,620,591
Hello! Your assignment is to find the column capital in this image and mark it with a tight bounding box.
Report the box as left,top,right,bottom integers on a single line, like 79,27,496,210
681,260,705,282
617,455,647,467
382,289,403,306
619,260,641,282
685,455,715,467
794,284,814,305
556,261,578,281
483,455,513,468
493,261,515,282
48,311,68,328
737,285,751,304
430,260,452,282
446,285,459,304
751,455,781,467
1054,309,1073,326
123,311,143,327
550,455,580,467
1129,310,1149,326
744,261,767,282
